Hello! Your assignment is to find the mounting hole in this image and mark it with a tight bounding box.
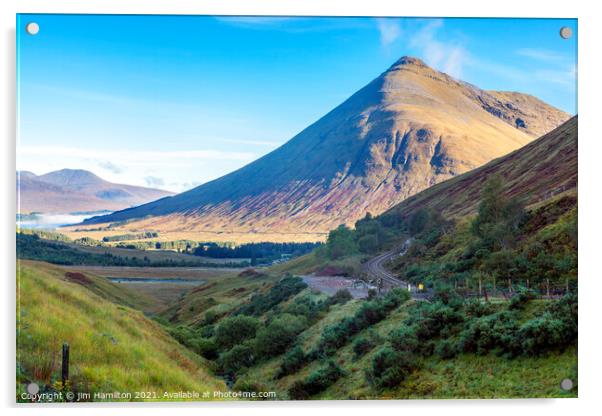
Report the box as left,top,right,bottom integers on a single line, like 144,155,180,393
26,382,39,395
560,378,574,391
26,22,40,36
559,26,572,40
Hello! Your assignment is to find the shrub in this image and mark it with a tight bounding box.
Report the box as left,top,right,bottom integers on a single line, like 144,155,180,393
324,225,358,260
352,333,378,358
214,315,260,350
430,283,463,308
277,346,307,378
547,293,578,339
285,295,323,322
382,288,411,309
508,287,535,310
236,276,307,316
318,317,355,355
203,310,218,325
316,289,409,356
368,347,416,389
519,314,569,355
199,324,214,339
254,314,306,358
288,360,344,399
389,326,420,353
407,302,464,342
326,289,353,306
435,339,458,359
458,311,520,355
191,337,219,360
232,378,271,400
465,299,496,317
219,343,255,375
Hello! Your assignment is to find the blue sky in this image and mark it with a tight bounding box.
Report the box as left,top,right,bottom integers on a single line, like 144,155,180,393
17,15,577,192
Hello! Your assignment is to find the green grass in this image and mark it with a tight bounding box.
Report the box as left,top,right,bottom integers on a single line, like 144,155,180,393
160,268,281,325
268,251,366,277
389,347,577,399
238,298,577,400
16,260,227,402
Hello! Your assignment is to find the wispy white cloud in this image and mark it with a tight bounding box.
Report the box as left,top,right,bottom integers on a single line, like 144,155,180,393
18,145,259,193
534,65,577,87
19,146,256,163
409,20,468,79
214,16,294,27
375,18,402,47
144,176,165,187
97,160,124,174
219,138,284,147
516,48,564,62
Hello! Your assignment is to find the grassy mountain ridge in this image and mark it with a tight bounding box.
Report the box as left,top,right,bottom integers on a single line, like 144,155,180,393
16,260,226,401
380,115,577,223
81,56,569,241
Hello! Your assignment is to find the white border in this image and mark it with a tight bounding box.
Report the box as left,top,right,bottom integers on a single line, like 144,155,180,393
2,1,600,416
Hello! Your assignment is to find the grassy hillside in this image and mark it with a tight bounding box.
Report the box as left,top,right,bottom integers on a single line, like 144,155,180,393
241,296,576,399
160,268,282,326
161,274,576,400
152,117,578,400
380,115,577,222
16,261,227,402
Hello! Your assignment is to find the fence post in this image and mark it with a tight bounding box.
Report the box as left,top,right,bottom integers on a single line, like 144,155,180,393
61,343,70,386
565,278,569,294
546,279,550,298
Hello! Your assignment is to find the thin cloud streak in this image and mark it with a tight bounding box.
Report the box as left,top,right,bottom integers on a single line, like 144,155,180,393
376,18,402,47
19,146,257,162
516,48,565,62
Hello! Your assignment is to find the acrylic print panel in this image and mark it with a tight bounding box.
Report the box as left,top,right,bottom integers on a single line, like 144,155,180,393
16,14,577,402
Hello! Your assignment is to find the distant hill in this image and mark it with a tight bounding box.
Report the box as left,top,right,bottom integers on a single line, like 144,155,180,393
17,168,174,214
84,56,570,239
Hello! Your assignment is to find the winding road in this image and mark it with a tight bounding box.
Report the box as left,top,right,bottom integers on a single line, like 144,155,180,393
363,238,413,290
362,238,430,299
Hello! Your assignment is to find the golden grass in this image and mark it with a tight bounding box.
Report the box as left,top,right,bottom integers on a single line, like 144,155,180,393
64,265,237,314
16,261,227,402
61,226,327,244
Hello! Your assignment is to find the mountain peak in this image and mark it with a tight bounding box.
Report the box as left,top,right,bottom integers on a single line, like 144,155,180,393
392,56,428,67
385,56,431,73
37,169,106,189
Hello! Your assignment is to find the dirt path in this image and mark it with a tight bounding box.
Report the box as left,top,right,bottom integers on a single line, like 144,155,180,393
301,275,374,299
